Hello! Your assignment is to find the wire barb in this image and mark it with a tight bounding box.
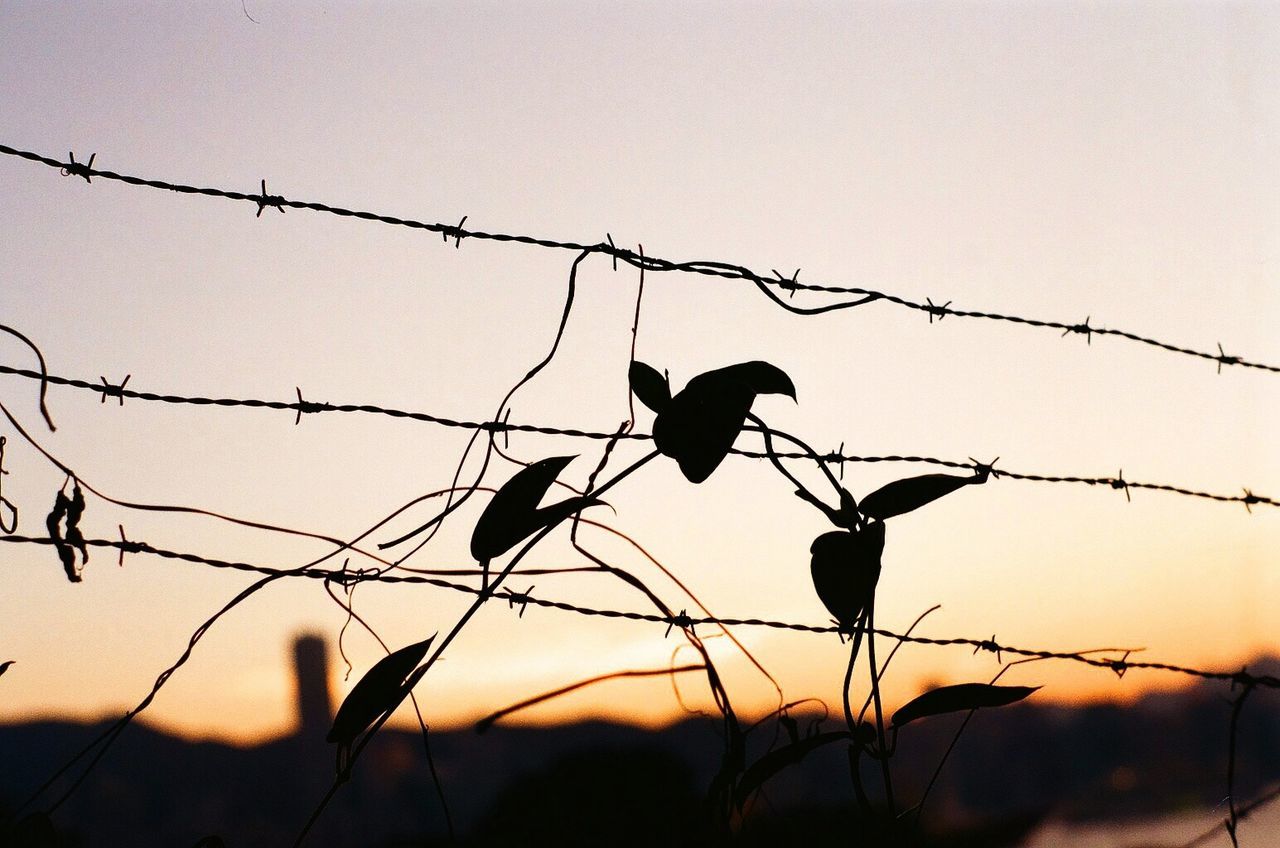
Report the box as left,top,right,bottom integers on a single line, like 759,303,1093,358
773,268,801,299
59,151,95,184
973,634,1002,663
97,374,130,406
504,585,535,618
1110,650,1132,679
665,609,694,638
254,179,286,218
1062,316,1093,344
1110,469,1131,502
1217,343,1240,374
443,215,467,249
115,524,144,566
925,298,951,324
293,387,328,425
605,233,619,271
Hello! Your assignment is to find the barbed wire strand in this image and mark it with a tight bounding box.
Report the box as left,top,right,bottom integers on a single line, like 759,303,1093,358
4,534,1277,692
2,143,1277,375
0,363,1273,511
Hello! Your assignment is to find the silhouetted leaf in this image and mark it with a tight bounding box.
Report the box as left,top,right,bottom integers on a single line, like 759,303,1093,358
471,456,581,563
628,361,670,414
733,731,850,811
328,635,435,746
859,472,986,521
652,361,795,484
707,360,796,400
809,522,885,628
45,490,80,583
0,660,14,678
891,683,1039,728
64,482,88,565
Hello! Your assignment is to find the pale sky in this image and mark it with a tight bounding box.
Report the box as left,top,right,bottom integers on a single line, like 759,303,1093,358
0,1,1277,744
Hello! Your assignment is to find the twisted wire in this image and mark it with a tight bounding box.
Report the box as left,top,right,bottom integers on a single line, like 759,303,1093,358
0,362,1272,510
2,143,1276,374
4,534,1277,691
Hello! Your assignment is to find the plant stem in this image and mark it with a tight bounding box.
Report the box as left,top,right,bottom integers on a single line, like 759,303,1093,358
865,600,895,816
842,619,872,816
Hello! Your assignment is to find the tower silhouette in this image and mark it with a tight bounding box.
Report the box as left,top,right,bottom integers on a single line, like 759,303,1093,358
293,633,332,738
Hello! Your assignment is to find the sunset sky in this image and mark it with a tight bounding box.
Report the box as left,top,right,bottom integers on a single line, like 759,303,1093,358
1,1,1277,746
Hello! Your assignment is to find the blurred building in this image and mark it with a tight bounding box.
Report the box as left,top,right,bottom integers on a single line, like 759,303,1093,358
292,633,332,739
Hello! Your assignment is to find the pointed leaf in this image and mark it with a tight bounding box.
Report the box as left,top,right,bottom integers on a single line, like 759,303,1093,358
734,731,850,810
0,660,14,677
859,472,985,521
709,360,797,400
653,360,792,484
809,523,885,628
891,683,1039,729
471,456,576,562
628,361,670,414
328,635,435,745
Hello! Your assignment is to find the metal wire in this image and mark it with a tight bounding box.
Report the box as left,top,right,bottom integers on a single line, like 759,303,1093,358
0,362,1272,510
2,143,1276,374
4,533,1277,692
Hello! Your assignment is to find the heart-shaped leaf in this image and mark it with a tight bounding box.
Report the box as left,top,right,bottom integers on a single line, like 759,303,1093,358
328,635,435,746
733,730,850,810
809,523,885,628
628,361,671,414
891,683,1039,728
652,361,795,484
471,457,577,563
859,472,986,521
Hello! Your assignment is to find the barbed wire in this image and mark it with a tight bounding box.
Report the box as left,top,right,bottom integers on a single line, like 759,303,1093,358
0,362,1273,511
2,143,1277,375
4,533,1277,692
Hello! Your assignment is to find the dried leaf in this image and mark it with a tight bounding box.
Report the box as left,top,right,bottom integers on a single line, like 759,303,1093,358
733,731,850,810
327,635,435,746
891,683,1039,728
652,361,795,484
470,457,581,563
859,472,985,521
809,523,885,628
628,361,670,414
45,490,80,583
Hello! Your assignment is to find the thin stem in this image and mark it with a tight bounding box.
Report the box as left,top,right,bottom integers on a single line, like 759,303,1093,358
842,620,872,816
865,600,895,816
1226,683,1255,847
475,664,706,733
